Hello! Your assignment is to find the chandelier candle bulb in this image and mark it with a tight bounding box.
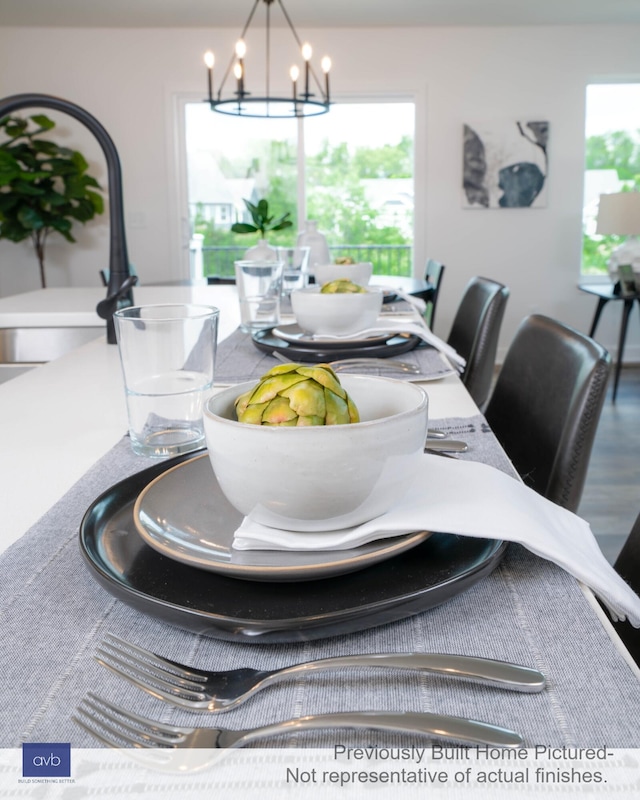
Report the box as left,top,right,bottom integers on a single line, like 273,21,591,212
302,42,312,97
290,65,299,102
322,56,331,100
235,39,246,94
234,62,244,96
204,51,214,102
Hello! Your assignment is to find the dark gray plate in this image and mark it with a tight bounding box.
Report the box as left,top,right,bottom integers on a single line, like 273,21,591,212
252,327,421,363
79,451,508,643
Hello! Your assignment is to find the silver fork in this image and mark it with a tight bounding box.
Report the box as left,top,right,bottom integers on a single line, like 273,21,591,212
95,634,546,712
74,693,524,749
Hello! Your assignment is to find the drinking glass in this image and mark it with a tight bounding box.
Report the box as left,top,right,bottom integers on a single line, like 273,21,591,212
234,260,284,332
276,246,311,309
114,304,219,457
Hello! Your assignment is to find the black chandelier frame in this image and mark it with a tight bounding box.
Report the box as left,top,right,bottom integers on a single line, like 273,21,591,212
204,0,331,119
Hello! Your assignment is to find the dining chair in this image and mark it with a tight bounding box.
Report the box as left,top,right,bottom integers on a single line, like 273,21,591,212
484,314,611,513
610,513,640,665
446,276,509,410
422,259,445,329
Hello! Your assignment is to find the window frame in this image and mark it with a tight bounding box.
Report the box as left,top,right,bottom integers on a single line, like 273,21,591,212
170,91,420,280
581,79,640,282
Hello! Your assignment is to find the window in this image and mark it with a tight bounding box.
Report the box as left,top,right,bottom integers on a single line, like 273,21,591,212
184,100,415,279
582,83,640,276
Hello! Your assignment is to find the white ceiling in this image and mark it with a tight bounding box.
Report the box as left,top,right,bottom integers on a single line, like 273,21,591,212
0,0,639,29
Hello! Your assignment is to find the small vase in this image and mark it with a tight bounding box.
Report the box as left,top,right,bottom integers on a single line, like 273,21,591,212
296,220,330,271
244,238,277,261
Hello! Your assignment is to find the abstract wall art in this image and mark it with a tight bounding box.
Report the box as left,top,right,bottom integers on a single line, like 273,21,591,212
462,120,549,209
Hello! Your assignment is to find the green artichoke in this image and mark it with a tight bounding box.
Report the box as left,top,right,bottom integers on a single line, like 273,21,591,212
320,279,366,294
235,363,360,427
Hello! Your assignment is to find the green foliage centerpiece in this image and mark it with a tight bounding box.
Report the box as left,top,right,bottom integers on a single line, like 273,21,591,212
0,113,104,288
231,198,293,238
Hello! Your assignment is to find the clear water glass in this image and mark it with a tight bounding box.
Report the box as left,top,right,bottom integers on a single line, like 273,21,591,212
276,246,311,308
114,304,219,457
234,260,284,332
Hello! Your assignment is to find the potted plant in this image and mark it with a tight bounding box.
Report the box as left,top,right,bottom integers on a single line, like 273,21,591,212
0,113,104,288
231,198,292,260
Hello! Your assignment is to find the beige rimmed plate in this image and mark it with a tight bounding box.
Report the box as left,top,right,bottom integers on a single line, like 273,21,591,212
132,454,430,582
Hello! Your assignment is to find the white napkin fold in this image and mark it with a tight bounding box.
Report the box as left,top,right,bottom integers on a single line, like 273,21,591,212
234,454,640,628
391,289,427,314
319,321,466,370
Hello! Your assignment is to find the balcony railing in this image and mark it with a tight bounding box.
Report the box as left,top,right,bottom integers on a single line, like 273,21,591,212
192,243,412,280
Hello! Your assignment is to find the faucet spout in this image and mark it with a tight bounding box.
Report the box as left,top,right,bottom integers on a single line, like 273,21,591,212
0,92,135,343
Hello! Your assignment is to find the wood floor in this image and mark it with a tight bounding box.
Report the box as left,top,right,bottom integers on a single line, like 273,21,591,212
578,365,640,564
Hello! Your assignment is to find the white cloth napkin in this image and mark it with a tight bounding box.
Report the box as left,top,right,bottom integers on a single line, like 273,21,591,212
391,289,427,314
319,320,466,370
234,454,640,627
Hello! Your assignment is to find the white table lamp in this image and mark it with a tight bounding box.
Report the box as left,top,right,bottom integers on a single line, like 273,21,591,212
596,191,640,279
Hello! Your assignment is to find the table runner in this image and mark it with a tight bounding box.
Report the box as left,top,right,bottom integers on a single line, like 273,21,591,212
1,416,638,749
214,328,454,384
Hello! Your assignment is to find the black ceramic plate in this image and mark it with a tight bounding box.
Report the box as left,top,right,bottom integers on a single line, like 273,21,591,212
252,327,421,363
79,452,508,644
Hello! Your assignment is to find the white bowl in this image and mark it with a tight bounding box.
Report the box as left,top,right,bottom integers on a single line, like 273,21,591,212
204,375,428,531
291,285,383,336
314,262,373,287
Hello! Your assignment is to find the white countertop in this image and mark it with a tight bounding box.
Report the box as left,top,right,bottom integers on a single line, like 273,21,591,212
0,285,235,328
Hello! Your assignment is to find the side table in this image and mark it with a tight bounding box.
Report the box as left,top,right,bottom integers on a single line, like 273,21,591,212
580,283,640,401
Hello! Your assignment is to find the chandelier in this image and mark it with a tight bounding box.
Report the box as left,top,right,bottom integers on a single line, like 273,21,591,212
203,0,331,118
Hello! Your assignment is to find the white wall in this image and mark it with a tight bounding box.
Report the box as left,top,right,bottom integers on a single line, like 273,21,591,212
1,24,639,359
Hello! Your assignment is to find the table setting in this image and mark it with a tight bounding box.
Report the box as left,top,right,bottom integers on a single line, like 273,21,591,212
1,276,640,761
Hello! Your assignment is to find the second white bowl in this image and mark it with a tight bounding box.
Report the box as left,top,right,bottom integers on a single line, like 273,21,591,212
314,262,373,287
291,285,383,336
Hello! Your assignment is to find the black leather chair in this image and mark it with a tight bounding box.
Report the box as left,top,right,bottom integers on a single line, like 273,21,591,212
485,314,611,513
423,259,445,330
610,513,640,665
447,277,509,410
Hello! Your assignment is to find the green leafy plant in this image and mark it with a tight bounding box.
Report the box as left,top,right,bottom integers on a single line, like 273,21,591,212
231,198,292,238
0,113,104,288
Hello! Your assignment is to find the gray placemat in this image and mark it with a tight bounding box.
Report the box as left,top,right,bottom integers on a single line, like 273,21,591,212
428,415,516,475
1,414,639,749
214,327,453,384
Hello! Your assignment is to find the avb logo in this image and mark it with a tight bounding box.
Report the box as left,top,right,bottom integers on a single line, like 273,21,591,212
22,743,71,777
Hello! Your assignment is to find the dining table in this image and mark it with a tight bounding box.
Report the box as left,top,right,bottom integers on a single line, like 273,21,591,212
0,284,639,797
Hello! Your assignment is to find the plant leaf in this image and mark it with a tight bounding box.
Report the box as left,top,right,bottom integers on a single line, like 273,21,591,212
270,219,293,231
30,114,56,131
13,180,46,196
231,222,258,234
71,150,89,173
0,151,21,185
86,190,104,214
17,206,45,230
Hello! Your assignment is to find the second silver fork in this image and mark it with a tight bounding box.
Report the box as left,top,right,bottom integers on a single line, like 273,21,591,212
74,692,524,750
96,634,546,712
